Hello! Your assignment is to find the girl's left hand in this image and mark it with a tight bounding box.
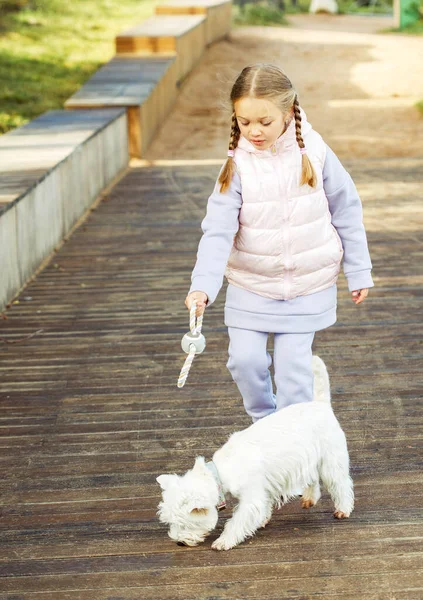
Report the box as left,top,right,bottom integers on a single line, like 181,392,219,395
352,289,369,305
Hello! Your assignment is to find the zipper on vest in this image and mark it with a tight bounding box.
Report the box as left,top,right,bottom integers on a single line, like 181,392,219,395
283,223,292,300
278,161,291,300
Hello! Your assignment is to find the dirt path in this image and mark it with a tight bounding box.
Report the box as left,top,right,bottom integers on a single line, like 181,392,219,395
146,14,423,161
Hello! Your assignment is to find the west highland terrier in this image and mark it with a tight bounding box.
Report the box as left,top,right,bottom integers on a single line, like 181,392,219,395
157,356,354,551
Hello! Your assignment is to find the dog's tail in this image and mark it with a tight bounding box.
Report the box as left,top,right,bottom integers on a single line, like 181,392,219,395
312,355,331,404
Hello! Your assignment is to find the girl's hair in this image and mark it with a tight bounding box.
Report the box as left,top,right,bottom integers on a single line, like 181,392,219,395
218,64,317,193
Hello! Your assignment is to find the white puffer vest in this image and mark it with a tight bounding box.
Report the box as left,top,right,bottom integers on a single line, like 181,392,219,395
225,109,343,301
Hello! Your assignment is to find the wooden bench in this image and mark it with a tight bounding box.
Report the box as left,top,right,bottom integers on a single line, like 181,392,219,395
65,57,177,159
115,15,206,82
155,0,232,45
0,109,128,311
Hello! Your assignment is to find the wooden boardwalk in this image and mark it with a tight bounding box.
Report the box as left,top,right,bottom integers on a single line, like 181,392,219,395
0,158,422,599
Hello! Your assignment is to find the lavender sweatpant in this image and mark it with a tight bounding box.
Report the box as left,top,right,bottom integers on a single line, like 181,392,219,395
227,327,315,422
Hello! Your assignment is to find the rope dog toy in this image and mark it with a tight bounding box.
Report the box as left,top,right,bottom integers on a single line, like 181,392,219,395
177,301,206,388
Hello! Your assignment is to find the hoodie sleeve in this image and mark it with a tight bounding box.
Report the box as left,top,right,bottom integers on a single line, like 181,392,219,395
323,145,374,292
189,170,242,305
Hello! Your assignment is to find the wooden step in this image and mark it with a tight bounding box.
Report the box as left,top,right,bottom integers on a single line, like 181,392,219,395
115,15,206,81
65,57,178,159
156,0,232,45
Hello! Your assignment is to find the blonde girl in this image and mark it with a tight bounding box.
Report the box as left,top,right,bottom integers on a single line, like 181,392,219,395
185,64,373,422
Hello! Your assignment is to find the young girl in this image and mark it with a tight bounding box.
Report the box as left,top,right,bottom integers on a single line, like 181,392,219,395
185,64,374,423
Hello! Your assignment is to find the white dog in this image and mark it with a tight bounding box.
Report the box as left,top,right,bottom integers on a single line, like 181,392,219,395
157,356,354,551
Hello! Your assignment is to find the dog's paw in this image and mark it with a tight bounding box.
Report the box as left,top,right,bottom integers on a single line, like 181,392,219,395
334,510,350,519
211,536,235,551
301,498,315,510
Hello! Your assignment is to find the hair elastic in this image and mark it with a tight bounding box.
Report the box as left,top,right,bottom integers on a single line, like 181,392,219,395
300,147,307,155
227,149,235,158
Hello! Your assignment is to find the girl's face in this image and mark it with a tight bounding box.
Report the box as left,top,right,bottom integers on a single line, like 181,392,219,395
234,97,291,151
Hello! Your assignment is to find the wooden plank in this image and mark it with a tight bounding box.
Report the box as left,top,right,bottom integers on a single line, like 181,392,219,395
156,0,232,45
115,15,207,81
1,519,421,559
1,536,422,572
127,106,142,158
156,0,230,8
2,553,423,591
65,57,178,158
117,14,206,38
1,569,423,597
2,589,422,600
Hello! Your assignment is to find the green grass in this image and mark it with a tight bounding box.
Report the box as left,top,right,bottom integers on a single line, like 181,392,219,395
381,0,423,32
233,2,288,26
384,20,423,34
0,0,157,134
337,0,393,15
232,0,396,29
416,100,423,114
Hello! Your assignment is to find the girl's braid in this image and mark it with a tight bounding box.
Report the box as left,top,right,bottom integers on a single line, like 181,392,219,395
218,112,241,193
293,96,305,150
229,112,241,150
293,95,317,187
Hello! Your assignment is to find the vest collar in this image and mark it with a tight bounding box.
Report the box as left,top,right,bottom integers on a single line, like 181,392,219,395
206,461,226,511
237,107,312,158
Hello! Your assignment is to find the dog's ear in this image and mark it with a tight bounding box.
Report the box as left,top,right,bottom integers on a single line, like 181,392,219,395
193,456,208,475
156,474,178,490
190,507,209,517
187,499,209,516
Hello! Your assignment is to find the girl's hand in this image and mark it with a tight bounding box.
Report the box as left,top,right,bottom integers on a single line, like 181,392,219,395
185,291,208,317
352,289,369,305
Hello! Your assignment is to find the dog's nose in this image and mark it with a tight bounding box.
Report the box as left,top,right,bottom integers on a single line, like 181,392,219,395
177,541,187,547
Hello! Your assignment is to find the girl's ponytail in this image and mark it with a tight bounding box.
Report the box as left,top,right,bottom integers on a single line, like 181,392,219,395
218,112,241,193
293,96,317,188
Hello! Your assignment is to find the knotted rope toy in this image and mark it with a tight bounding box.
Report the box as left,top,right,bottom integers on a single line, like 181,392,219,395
177,301,206,388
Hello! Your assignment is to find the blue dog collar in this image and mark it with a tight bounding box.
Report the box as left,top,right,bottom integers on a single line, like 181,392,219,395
206,461,226,511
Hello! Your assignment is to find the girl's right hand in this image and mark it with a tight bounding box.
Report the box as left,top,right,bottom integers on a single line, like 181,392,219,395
185,291,208,317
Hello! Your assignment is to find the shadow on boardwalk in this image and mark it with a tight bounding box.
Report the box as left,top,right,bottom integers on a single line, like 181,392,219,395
0,157,422,599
